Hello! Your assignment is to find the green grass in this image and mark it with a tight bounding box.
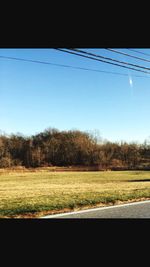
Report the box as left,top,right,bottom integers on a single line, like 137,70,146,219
0,170,150,218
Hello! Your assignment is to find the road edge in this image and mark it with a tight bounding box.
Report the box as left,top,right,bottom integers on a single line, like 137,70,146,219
40,199,150,218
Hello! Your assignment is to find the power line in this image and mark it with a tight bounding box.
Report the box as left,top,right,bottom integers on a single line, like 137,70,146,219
56,48,150,74
0,55,73,67
70,48,150,71
0,54,124,74
0,53,150,79
127,48,150,57
106,48,150,63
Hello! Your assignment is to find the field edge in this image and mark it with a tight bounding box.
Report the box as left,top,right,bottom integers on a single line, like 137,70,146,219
1,196,150,219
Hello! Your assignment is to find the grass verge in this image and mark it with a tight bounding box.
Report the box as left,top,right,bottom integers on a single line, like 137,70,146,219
0,170,150,218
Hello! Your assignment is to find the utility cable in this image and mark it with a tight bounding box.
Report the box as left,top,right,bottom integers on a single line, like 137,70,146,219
0,53,150,78
56,48,150,74
106,48,150,63
69,48,150,71
127,48,150,57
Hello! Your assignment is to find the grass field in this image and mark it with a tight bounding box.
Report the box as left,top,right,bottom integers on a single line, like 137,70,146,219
0,169,150,218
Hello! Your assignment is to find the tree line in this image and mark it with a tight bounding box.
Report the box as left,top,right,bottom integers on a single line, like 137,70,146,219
0,128,150,170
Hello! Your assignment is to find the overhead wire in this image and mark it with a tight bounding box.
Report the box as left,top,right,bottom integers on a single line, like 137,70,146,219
127,48,150,57
106,48,150,63
55,48,150,74
0,52,150,78
69,48,150,71
0,54,138,76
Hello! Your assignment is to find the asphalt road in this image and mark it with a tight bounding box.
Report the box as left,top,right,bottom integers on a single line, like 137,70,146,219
41,200,150,218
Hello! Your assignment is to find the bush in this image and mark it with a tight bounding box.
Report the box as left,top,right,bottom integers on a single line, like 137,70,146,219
0,157,12,168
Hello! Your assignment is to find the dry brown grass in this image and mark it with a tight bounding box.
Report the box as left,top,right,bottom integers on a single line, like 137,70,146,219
0,170,150,218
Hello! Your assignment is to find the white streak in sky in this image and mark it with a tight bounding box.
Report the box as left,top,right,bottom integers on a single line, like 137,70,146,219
129,76,133,88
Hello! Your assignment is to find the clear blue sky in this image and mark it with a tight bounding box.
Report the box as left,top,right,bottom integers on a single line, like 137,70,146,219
0,48,150,143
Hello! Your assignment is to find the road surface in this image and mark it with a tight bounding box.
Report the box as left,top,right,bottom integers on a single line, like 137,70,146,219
41,200,150,218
